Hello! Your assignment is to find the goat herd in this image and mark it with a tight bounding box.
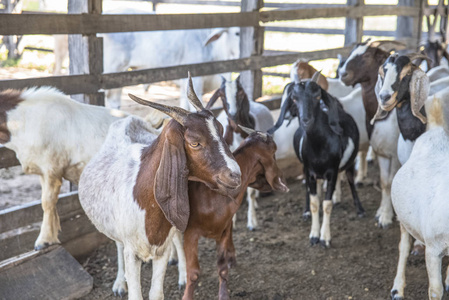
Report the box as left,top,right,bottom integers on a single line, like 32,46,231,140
2,38,449,300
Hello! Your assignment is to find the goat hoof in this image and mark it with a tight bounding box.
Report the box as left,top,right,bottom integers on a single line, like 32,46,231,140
355,181,364,188
411,244,425,256
303,211,311,221
391,290,403,300
319,239,331,248
168,259,178,266
113,288,127,298
357,211,366,218
247,226,257,232
332,202,341,208
310,237,320,246
34,242,50,251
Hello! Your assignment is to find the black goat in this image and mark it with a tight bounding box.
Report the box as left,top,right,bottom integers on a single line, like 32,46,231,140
270,74,364,248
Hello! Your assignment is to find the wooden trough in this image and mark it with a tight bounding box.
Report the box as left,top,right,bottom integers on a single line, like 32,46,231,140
0,246,93,300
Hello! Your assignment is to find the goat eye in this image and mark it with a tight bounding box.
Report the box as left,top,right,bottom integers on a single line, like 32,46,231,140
190,142,200,148
316,96,320,100
236,32,240,36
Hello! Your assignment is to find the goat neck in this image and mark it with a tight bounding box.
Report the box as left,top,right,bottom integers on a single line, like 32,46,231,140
133,122,174,246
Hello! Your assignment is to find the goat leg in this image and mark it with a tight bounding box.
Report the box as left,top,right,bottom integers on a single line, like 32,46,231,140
182,231,201,300
391,223,411,300
425,249,444,300
216,225,234,300
34,174,62,250
113,241,128,297
320,172,338,248
345,164,365,217
306,171,320,245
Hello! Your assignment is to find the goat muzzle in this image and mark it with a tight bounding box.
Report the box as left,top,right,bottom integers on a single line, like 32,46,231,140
214,172,241,196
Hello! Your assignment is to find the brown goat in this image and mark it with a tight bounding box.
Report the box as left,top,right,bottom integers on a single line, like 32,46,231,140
290,60,329,90
173,127,288,300
338,39,405,229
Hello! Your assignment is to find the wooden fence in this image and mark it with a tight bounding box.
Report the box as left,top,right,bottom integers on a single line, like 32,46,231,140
0,0,428,261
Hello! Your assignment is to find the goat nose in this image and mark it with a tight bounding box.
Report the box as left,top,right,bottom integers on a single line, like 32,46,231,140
228,171,241,186
380,92,391,102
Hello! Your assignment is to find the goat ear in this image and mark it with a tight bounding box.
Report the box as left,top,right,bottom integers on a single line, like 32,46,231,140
370,106,390,125
203,28,227,47
321,91,343,135
154,132,189,232
409,67,429,124
268,83,295,134
249,174,273,192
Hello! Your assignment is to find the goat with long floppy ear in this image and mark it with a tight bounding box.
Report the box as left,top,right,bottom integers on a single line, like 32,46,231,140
128,94,193,232
371,53,430,125
311,71,343,135
404,53,430,124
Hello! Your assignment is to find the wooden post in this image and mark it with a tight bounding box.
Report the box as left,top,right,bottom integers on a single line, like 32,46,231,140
240,0,264,101
344,0,364,46
68,0,104,106
4,0,22,59
396,0,423,48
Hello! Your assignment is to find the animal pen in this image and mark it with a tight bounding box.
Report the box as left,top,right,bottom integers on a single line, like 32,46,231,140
0,0,443,297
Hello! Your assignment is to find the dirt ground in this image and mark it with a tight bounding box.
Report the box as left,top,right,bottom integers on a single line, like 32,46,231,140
79,163,444,300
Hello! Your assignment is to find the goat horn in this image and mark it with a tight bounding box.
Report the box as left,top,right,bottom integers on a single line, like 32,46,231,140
311,70,322,83
406,52,432,66
369,40,407,52
128,94,189,126
238,125,256,135
186,71,205,112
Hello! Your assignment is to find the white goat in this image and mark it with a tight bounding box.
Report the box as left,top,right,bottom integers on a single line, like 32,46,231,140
0,87,127,250
390,95,449,300
102,8,240,110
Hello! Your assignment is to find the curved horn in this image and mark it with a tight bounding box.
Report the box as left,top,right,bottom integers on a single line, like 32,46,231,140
186,72,205,112
205,88,223,110
406,52,432,66
238,125,256,135
369,40,407,52
311,70,322,83
362,38,372,45
129,94,189,126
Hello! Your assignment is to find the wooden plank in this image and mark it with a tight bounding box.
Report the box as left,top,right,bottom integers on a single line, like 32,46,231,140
0,146,20,169
150,0,346,9
0,47,352,95
265,27,396,37
101,47,353,89
0,5,419,36
68,0,104,105
259,6,420,23
0,192,80,234
0,12,259,35
0,73,99,95
344,0,364,46
240,0,264,101
0,246,93,300
0,212,98,261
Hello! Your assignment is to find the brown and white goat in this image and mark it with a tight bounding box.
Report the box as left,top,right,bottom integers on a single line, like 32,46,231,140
207,76,274,230
339,39,406,228
172,127,288,300
79,77,242,300
0,87,128,250
290,59,329,90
